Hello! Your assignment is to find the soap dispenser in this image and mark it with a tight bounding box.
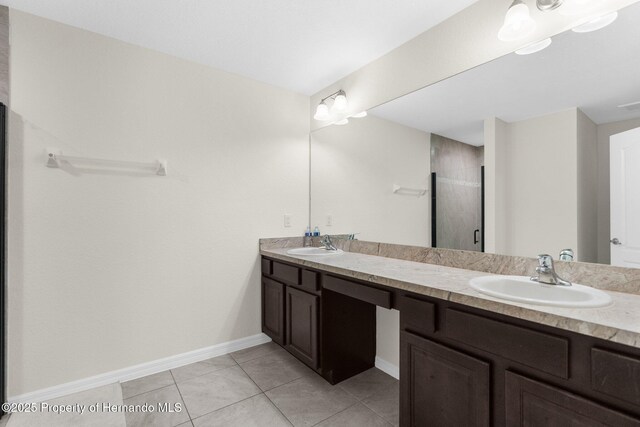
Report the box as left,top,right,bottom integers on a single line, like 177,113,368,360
313,226,320,237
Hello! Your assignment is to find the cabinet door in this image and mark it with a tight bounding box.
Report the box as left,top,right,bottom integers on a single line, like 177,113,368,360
505,371,640,427
262,278,285,345
400,331,490,427
286,286,319,369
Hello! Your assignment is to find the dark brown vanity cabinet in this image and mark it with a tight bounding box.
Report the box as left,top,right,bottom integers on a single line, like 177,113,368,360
285,286,319,368
262,258,321,370
261,277,285,345
261,256,640,426
401,331,490,427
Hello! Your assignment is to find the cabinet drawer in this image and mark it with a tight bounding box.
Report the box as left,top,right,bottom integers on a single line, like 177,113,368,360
399,295,436,336
506,371,640,426
592,347,640,406
323,275,392,308
300,269,320,293
261,258,272,276
272,261,300,285
446,309,569,378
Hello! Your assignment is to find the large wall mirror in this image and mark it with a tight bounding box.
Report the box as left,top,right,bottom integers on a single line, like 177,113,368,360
310,2,640,267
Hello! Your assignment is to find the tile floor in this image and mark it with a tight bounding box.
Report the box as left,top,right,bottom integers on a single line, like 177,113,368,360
3,342,399,427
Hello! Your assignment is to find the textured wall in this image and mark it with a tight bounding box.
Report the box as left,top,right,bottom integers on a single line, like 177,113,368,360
7,10,309,397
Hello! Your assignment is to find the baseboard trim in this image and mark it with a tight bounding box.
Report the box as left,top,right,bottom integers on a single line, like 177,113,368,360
375,356,399,379
8,333,272,404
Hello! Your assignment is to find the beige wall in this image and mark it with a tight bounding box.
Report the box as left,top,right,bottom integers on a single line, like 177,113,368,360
596,117,640,264
486,109,590,260
8,10,309,397
484,117,507,254
310,115,430,246
577,110,598,263
310,114,430,368
310,0,638,130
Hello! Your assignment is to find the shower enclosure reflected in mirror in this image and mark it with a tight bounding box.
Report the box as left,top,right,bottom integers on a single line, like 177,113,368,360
310,1,640,266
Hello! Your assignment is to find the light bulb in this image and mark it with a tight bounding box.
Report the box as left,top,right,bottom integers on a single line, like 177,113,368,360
334,118,349,126
559,0,603,16
498,0,537,42
331,90,348,112
515,38,552,55
351,111,368,118
313,101,330,121
572,11,617,32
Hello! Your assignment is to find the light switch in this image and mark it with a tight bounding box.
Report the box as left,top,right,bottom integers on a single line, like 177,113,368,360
326,214,333,226
284,214,292,228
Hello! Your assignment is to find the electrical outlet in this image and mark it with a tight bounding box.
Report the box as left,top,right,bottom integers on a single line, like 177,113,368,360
326,214,333,226
284,214,292,228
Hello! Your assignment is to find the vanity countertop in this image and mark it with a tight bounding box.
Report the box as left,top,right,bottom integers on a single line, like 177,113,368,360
261,247,640,349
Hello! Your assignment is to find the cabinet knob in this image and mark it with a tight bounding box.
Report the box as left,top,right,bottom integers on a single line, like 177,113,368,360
610,238,622,245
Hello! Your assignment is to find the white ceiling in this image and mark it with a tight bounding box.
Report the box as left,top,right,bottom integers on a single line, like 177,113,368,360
0,0,478,95
372,2,640,146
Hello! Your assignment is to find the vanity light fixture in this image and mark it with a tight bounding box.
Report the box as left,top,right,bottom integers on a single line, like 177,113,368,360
351,111,368,118
536,0,564,11
313,101,330,121
334,118,349,125
571,11,618,32
515,37,552,54
498,0,537,42
559,0,603,16
313,90,348,121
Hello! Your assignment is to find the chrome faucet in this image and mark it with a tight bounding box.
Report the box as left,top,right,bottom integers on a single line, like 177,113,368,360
530,254,571,286
321,235,337,251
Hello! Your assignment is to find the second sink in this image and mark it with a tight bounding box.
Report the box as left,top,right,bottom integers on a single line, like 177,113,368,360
469,275,612,308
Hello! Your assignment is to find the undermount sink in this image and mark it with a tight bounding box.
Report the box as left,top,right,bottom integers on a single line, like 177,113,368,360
469,275,612,308
286,247,344,256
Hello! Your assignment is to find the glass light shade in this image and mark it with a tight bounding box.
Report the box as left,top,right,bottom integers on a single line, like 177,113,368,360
498,1,537,42
515,38,552,55
331,91,348,112
313,102,330,121
351,111,368,118
559,0,602,16
334,118,349,125
572,11,618,32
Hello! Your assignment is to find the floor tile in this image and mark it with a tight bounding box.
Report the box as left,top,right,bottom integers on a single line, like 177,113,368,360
338,368,398,401
171,355,236,383
230,342,281,364
240,348,313,391
362,382,399,427
121,370,175,399
124,384,189,427
177,365,261,419
316,403,392,427
0,415,10,427
6,383,125,427
265,375,357,427
192,394,290,427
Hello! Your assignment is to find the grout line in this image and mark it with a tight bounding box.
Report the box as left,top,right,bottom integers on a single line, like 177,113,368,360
236,363,293,426
121,372,176,400
170,370,193,421
310,401,361,426
189,393,264,424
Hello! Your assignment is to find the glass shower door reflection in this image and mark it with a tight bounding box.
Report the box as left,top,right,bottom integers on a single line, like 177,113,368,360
432,166,483,252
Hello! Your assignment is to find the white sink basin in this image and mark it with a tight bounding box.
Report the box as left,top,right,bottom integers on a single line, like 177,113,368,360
286,247,344,256
469,275,612,308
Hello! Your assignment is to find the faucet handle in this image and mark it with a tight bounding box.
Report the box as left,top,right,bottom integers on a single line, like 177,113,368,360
537,254,553,268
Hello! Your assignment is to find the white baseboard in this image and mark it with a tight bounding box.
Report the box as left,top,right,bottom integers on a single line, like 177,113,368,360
375,356,399,380
8,333,272,404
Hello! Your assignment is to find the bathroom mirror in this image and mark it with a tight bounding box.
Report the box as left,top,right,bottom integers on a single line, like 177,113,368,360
310,1,640,266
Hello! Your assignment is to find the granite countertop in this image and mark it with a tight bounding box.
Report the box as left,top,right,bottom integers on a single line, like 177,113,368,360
261,247,640,349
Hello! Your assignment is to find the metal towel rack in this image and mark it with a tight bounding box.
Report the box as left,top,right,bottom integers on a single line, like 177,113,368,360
392,184,427,197
46,149,167,176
